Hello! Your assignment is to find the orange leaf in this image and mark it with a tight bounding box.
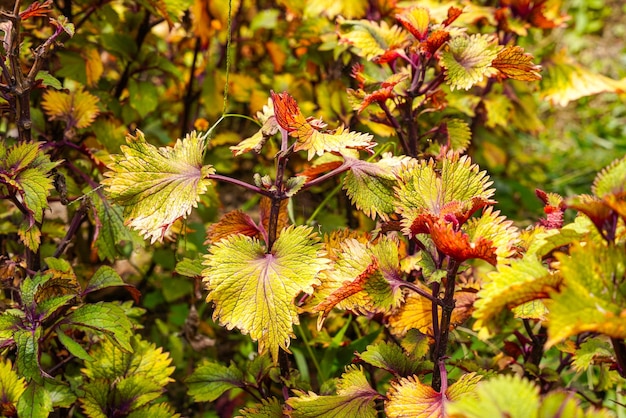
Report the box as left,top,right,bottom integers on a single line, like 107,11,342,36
429,219,498,265
442,6,463,27
421,29,450,57
492,46,541,81
206,210,260,245
41,87,100,129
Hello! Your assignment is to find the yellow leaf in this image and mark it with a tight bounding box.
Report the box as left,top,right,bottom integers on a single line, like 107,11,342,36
83,48,103,87
41,87,100,129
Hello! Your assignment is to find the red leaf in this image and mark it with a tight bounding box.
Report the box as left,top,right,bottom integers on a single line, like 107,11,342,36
429,219,498,265
19,0,52,19
422,29,450,57
442,6,463,27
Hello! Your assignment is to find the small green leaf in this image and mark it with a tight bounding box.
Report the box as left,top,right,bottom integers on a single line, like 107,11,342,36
89,189,137,261
17,382,53,418
287,365,381,418
358,341,423,377
439,34,502,91
239,397,284,417
0,310,24,343
62,302,133,352
446,374,539,418
203,225,328,363
56,327,94,361
84,266,140,302
186,360,244,402
174,257,204,278
129,80,159,118
15,328,42,382
572,337,613,373
103,129,215,243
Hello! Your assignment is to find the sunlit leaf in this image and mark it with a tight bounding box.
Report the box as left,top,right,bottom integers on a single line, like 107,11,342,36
103,130,215,243
439,34,502,90
17,382,52,418
447,374,539,418
271,91,376,160
231,100,278,156
541,50,626,107
473,255,559,338
81,336,176,417
343,154,411,221
572,337,614,373
546,241,626,348
592,155,626,198
395,154,495,237
386,373,482,418
206,210,261,245
429,208,518,265
286,365,382,418
304,0,367,19
203,225,328,362
491,46,541,81
0,359,26,415
239,397,284,417
186,360,244,402
358,341,425,377
337,19,409,61
41,87,100,129
83,47,104,87
396,7,430,41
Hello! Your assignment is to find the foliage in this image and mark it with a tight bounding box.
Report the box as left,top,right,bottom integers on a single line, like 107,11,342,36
0,0,625,417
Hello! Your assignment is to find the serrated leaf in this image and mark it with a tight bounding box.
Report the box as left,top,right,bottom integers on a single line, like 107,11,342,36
127,402,181,418
18,221,41,252
81,336,175,417
546,241,626,348
271,91,376,160
238,397,284,417
429,207,519,265
206,210,261,245
473,255,559,338
231,99,278,156
395,154,495,237
84,266,140,303
89,184,137,262
61,302,133,352
592,155,626,198
439,34,502,90
446,374,539,418
541,50,626,107
15,328,42,382
285,176,306,197
286,365,381,418
17,382,53,418
525,215,592,258
203,225,328,362
0,359,26,410
396,7,430,41
338,19,409,61
385,373,482,418
0,310,24,344
358,341,423,377
492,46,541,81
572,337,613,373
186,360,244,402
41,87,100,129
343,154,410,221
102,130,215,243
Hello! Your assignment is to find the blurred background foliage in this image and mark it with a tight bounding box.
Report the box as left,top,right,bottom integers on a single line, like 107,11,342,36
1,0,625,415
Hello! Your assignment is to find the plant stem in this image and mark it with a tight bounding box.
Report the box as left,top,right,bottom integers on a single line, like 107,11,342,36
209,174,272,197
431,258,459,392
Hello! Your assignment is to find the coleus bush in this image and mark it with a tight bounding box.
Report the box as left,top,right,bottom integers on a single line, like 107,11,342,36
1,0,625,417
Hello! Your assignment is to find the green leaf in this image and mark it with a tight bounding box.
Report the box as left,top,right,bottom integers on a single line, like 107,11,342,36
15,328,42,382
343,154,409,221
61,302,133,352
0,310,24,344
546,241,626,348
103,129,215,243
473,255,559,338
0,358,26,410
174,257,204,278
81,336,175,417
17,382,53,418
358,341,423,377
239,397,284,417
572,337,614,373
395,154,495,236
127,403,182,418
44,378,77,408
89,189,137,261
84,266,141,303
386,373,482,418
337,19,408,60
439,34,502,91
287,365,381,418
36,71,63,89
592,155,626,198
36,294,75,321
129,79,159,118
446,374,539,418
56,327,94,361
186,360,244,402
203,225,328,362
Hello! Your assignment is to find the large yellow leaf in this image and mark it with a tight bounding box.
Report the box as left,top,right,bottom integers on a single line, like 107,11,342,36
102,130,215,243
203,226,329,363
